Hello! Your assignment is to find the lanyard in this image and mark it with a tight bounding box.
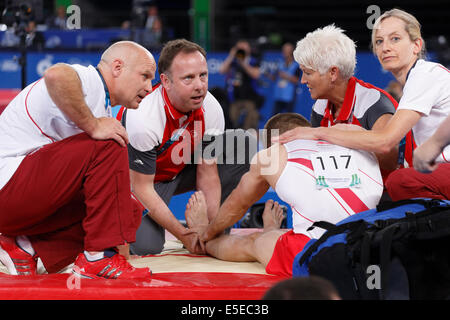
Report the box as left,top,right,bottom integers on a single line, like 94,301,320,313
156,119,191,157
95,67,111,111
322,103,355,127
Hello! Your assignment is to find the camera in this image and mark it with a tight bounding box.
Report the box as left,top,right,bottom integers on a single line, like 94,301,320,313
240,203,288,228
2,1,33,27
235,48,246,60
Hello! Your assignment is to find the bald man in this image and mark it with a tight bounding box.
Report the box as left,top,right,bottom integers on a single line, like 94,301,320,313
0,41,156,280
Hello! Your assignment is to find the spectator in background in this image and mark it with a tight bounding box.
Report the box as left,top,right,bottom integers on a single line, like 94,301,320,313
144,5,161,31
47,6,67,30
1,21,44,50
269,42,300,116
0,26,20,48
109,20,132,43
142,4,163,50
121,20,131,30
220,39,263,130
25,21,45,51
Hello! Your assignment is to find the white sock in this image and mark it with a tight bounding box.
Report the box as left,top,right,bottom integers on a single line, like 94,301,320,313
84,251,104,261
16,235,35,256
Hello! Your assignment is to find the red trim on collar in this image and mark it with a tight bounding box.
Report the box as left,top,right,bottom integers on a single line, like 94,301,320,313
337,76,356,122
162,87,185,120
161,87,205,121
320,77,356,127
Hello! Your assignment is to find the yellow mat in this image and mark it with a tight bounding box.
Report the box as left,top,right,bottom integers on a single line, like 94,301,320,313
0,229,268,275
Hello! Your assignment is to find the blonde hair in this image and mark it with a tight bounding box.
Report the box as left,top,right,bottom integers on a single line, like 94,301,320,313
371,8,426,59
293,24,356,80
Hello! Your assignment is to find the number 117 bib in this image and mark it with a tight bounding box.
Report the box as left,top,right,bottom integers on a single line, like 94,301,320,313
310,149,361,189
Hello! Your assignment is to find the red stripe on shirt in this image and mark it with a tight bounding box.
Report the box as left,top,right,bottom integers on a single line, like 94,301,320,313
293,166,316,180
334,188,369,214
438,65,450,73
290,156,369,215
292,207,314,223
288,148,318,153
288,157,314,171
358,168,383,187
326,189,352,215
25,79,55,143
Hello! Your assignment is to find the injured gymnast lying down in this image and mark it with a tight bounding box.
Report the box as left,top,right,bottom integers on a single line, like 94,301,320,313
187,113,383,277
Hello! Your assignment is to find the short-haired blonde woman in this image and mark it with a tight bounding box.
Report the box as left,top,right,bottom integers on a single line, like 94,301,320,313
293,24,411,182
275,9,450,201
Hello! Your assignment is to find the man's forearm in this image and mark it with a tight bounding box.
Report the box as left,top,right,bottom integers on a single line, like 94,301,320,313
219,54,234,74
429,114,450,151
201,163,270,242
239,61,260,79
44,63,98,135
134,185,187,239
202,183,254,241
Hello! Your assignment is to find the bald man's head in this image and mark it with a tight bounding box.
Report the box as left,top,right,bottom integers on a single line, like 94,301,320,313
98,41,156,109
100,41,154,68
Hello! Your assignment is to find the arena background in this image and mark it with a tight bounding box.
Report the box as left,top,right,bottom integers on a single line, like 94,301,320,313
0,0,448,227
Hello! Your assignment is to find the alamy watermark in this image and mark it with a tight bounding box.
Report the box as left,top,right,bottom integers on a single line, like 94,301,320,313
158,125,280,175
66,5,81,30
366,5,381,30
66,266,82,290
366,264,381,290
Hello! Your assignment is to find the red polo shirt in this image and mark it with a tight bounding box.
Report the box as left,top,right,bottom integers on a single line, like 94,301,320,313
153,86,205,182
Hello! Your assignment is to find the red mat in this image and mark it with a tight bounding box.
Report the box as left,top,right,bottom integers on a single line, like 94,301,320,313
0,89,20,114
0,271,286,300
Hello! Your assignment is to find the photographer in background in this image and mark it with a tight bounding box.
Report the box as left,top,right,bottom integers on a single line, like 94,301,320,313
268,42,300,116
220,39,263,130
